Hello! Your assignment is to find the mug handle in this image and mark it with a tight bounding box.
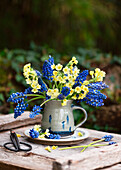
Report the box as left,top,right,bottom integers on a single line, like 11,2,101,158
72,106,87,130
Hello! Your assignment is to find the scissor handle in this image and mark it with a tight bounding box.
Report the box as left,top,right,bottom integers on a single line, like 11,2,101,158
3,142,32,152
19,142,32,151
4,142,19,152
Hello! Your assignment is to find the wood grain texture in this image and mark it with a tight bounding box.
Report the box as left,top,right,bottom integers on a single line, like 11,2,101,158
0,112,42,131
1,114,121,170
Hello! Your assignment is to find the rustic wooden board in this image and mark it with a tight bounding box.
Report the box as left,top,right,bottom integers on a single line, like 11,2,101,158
0,114,121,169
0,112,42,131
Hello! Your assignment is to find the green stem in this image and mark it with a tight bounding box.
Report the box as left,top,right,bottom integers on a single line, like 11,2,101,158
59,143,108,151
26,96,45,104
40,98,55,107
81,139,104,152
88,139,104,146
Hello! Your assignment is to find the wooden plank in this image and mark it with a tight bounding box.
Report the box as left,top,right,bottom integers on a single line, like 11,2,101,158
0,147,55,170
0,112,42,131
1,113,121,169
103,163,121,170
1,126,121,170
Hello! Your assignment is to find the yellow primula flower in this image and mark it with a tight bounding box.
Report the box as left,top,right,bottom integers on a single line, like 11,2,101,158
32,88,38,93
72,94,77,100
70,89,74,95
69,65,73,70
16,134,21,137
44,129,50,137
83,80,89,85
52,146,58,150
78,94,84,99
23,63,31,72
63,75,68,80
56,76,62,82
38,134,45,139
36,84,41,89
34,125,41,132
61,99,67,106
72,57,78,64
31,83,37,88
51,64,56,69
63,67,70,74
56,64,63,71
53,71,58,76
47,89,52,96
90,71,94,78
75,86,81,93
94,68,106,81
66,83,72,88
78,132,83,137
26,78,32,84
45,146,51,152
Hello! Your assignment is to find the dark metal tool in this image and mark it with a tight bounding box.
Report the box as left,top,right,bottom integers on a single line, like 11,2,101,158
4,130,32,152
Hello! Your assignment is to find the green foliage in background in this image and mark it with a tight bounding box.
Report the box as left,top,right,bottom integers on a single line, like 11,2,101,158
0,42,121,117
0,0,121,54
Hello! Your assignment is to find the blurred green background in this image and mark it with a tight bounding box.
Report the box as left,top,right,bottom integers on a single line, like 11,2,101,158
0,0,121,133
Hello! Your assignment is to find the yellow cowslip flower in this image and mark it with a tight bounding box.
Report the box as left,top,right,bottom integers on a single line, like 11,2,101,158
52,146,58,150
78,94,84,99
47,89,52,96
94,68,106,81
16,134,21,137
72,57,78,64
90,71,94,78
75,86,81,93
69,65,73,70
34,125,41,132
51,64,56,69
63,75,68,80
78,132,83,137
72,57,76,61
36,84,41,89
23,63,31,72
53,71,58,76
48,89,60,99
61,99,67,106
26,78,32,84
83,86,89,93
95,68,100,73
24,70,31,78
66,83,72,88
83,80,89,85
31,83,37,88
63,67,70,74
68,75,72,80
72,94,77,100
56,76,62,82
56,64,63,71
32,88,38,93
60,79,66,84
70,89,74,95
45,146,51,152
38,134,45,139
44,129,50,137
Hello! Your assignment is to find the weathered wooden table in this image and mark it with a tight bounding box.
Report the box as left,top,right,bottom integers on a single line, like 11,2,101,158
0,112,121,170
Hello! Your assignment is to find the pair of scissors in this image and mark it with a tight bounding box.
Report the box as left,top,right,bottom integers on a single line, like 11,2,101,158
4,130,32,152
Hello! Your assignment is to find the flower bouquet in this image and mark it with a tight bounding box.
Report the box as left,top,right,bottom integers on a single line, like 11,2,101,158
8,56,108,139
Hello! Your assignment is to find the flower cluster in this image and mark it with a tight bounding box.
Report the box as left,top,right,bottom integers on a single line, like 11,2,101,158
29,125,61,139
8,56,109,119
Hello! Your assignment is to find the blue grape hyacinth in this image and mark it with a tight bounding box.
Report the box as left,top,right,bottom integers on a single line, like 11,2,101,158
29,128,39,138
29,105,42,118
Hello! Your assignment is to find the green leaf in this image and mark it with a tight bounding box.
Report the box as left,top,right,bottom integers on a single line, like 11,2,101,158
0,93,4,102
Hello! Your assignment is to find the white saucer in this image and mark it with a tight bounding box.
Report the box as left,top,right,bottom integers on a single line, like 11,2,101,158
24,128,89,146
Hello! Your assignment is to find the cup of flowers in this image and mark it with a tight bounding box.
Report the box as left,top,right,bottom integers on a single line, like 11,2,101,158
8,56,108,139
